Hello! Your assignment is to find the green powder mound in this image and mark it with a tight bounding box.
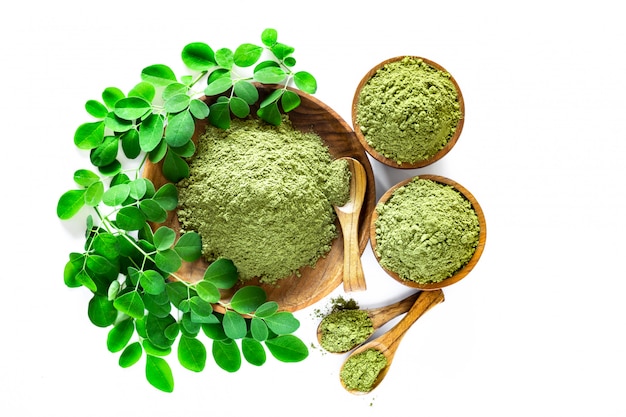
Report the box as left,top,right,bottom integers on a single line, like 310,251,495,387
176,117,351,285
319,309,374,353
340,348,387,392
356,56,462,164
374,177,480,284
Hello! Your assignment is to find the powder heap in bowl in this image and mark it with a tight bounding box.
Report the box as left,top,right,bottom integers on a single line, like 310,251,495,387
373,177,480,284
176,117,350,285
355,56,462,165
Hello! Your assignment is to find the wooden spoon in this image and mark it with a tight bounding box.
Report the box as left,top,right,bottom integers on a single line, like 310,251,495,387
317,291,421,353
339,289,445,394
334,157,367,292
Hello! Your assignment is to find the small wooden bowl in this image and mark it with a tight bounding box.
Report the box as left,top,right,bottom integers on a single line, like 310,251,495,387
352,56,465,169
143,85,377,312
370,175,486,290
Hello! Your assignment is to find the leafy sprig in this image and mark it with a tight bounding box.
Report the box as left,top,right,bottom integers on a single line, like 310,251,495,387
58,28,313,393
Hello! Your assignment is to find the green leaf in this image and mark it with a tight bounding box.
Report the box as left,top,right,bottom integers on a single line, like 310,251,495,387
165,110,194,148
294,71,317,94
189,296,213,317
64,253,84,288
90,136,119,167
212,339,241,372
205,76,233,96
208,101,231,129
182,42,215,71
223,310,247,339
281,90,301,112
119,342,142,368
155,248,182,274
74,121,105,150
233,80,259,105
121,129,141,159
254,301,279,318
140,270,166,295
254,66,287,84
114,97,151,120
203,258,238,289
128,178,148,200
85,100,108,118
73,169,100,187
189,99,210,119
163,83,188,101
115,206,146,231
153,226,176,251
139,199,168,223
229,97,250,118
195,281,220,303
261,28,278,47
265,335,309,362
283,56,296,67
88,295,117,327
242,337,266,366
84,181,104,207
264,311,300,335
141,64,177,87
181,312,201,335
214,48,234,69
153,183,178,211
174,232,201,262
165,93,190,114
233,43,263,67
202,321,227,341
259,88,283,107
114,291,145,320
128,81,156,102
230,286,266,314
102,87,125,108
104,112,133,132
250,317,269,342
102,183,130,207
162,150,189,182
257,101,282,126
107,319,135,353
269,42,294,60
144,292,172,318
143,339,172,357
76,270,97,292
149,139,167,163
146,314,177,349
107,280,120,301
178,336,207,372
145,355,174,393
139,113,165,152
165,281,189,309
57,189,85,220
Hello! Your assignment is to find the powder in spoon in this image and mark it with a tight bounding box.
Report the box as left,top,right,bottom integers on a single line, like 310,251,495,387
340,348,387,392
355,56,462,164
319,309,374,353
374,177,480,284
176,116,351,285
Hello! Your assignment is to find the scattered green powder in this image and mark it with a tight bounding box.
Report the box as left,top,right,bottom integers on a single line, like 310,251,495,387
356,56,462,164
374,177,480,284
340,348,388,392
176,116,351,285
319,309,374,353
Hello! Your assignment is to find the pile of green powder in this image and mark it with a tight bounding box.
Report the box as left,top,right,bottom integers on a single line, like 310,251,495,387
356,56,462,164
374,177,480,284
340,348,388,392
176,116,351,285
319,308,374,353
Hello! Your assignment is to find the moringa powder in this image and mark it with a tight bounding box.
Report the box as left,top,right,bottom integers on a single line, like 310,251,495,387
374,177,480,284
176,116,350,285
356,56,462,164
340,348,387,392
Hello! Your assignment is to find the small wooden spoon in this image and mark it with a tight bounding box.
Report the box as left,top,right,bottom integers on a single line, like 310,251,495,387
340,289,445,394
334,157,367,292
317,291,421,353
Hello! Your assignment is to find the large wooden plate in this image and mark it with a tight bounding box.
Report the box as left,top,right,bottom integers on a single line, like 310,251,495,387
143,85,376,312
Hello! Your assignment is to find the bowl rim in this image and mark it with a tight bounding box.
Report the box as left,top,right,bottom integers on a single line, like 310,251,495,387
351,56,465,169
369,174,486,290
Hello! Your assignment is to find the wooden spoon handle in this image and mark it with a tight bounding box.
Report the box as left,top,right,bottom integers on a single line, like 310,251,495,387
367,291,421,329
340,210,366,291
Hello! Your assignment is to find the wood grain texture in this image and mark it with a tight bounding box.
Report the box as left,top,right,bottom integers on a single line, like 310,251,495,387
370,174,486,290
142,85,376,313
351,56,465,169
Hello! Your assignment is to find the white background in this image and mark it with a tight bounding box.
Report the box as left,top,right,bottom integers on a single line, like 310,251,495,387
2,0,625,415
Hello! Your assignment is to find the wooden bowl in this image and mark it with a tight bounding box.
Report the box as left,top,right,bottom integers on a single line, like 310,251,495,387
370,175,485,290
352,56,465,169
143,85,376,312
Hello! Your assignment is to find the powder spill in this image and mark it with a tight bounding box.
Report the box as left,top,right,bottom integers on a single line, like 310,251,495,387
340,348,387,392
356,56,462,164
176,116,350,285
374,177,480,284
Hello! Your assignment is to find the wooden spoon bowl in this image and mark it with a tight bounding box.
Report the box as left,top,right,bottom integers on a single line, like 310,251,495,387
352,56,465,169
143,85,377,313
370,175,486,290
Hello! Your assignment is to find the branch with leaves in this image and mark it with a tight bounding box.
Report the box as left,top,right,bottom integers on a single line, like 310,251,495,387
57,28,314,392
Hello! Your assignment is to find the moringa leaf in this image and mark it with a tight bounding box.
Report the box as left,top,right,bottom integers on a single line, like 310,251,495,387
182,42,216,71
229,97,250,118
261,28,278,47
128,81,156,102
165,110,194,148
88,295,117,327
242,337,266,366
265,335,309,363
119,341,142,368
223,311,247,340
74,121,105,150
281,90,301,112
212,339,241,372
195,281,220,303
174,232,201,262
203,258,238,289
253,66,287,84
178,335,207,372
233,43,263,67
250,317,269,342
115,206,146,231
152,183,178,211
145,355,174,393
85,99,108,118
155,248,182,274
208,101,230,129
141,64,177,87
140,270,166,296
189,99,209,119
57,189,86,220
162,149,189,182
102,183,131,207
102,87,125,109
113,290,145,320
114,97,151,120
233,80,259,105
139,113,165,152
153,226,176,251
230,286,266,314
107,318,135,353
263,311,300,335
